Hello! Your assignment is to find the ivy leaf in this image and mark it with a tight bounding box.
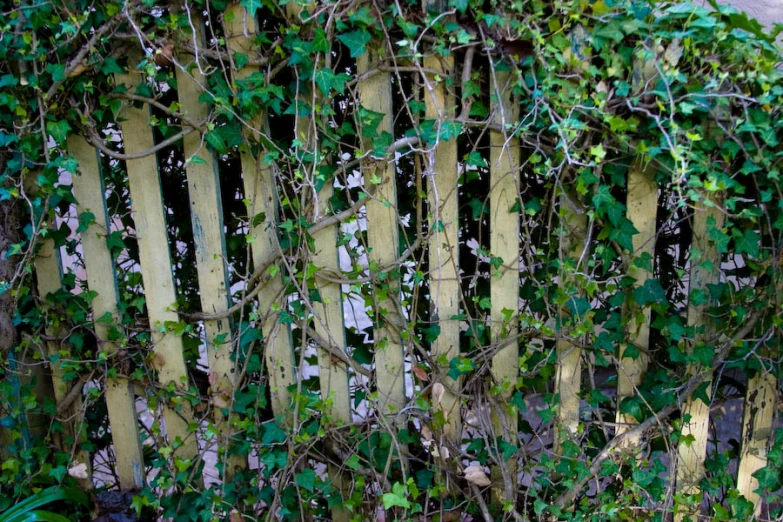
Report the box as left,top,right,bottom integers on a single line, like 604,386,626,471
633,279,666,306
733,228,760,258
46,120,71,144
382,482,411,509
296,468,317,492
240,0,263,16
337,30,372,58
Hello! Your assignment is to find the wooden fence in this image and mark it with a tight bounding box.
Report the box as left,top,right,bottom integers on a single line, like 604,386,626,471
7,5,778,520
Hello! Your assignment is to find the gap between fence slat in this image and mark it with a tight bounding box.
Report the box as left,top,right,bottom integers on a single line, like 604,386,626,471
116,58,197,461
69,134,144,490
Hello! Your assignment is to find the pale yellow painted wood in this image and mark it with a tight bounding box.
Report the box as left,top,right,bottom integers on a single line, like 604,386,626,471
35,237,92,480
615,160,657,438
554,27,590,450
33,206,92,488
116,60,197,461
225,6,297,420
555,188,588,444
675,200,724,521
423,55,461,444
357,49,407,424
69,135,145,490
487,70,521,504
737,368,776,515
489,70,520,439
173,18,244,477
70,139,141,488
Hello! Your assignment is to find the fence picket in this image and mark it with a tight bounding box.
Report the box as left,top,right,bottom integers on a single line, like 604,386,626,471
33,234,92,489
616,160,657,439
357,50,407,426
225,7,297,421
116,58,197,460
675,199,724,520
423,55,461,445
737,364,776,515
489,69,520,501
285,4,353,516
69,135,144,490
174,19,240,476
555,187,588,444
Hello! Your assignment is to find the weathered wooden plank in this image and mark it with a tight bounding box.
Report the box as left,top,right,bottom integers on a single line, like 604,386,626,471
554,187,588,445
675,200,724,521
357,50,407,423
33,197,92,488
286,4,352,515
423,55,461,445
615,160,657,438
69,135,144,490
489,69,520,442
737,366,776,515
225,7,296,419
174,17,242,478
554,26,590,451
116,59,197,461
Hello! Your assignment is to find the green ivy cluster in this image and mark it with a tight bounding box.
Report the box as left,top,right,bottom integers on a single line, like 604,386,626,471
0,0,782,521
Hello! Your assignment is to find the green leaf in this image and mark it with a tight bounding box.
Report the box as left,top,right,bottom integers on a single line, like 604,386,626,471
240,0,263,16
382,482,411,509
46,120,71,144
337,30,372,58
733,228,760,258
296,468,317,492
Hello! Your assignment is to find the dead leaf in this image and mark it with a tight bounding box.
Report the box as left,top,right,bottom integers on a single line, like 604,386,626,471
208,371,218,388
412,365,429,382
229,510,242,522
464,464,491,487
211,391,230,409
432,382,445,407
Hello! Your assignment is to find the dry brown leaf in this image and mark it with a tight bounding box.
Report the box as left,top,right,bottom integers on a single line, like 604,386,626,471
464,464,491,487
412,365,429,382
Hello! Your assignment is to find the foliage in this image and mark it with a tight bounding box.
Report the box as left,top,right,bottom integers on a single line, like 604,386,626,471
0,486,89,522
0,0,781,520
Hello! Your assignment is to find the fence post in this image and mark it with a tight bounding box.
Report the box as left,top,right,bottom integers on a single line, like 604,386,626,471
422,54,461,446
737,361,776,515
615,163,657,439
357,48,407,428
69,135,145,490
284,4,353,517
174,15,240,477
225,6,297,421
488,67,520,503
116,56,198,461
554,25,590,453
33,233,92,488
554,186,588,445
675,197,724,521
